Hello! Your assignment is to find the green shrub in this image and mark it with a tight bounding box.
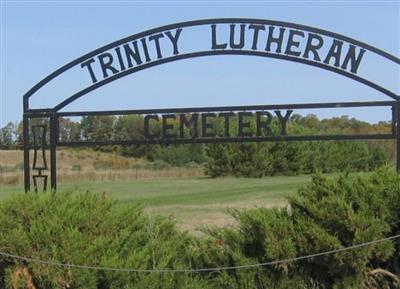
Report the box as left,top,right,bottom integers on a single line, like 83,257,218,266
146,160,170,170
0,168,398,289
0,192,209,289
198,167,400,289
156,144,206,167
204,140,389,178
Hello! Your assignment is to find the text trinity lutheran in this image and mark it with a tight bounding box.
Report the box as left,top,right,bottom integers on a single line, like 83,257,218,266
81,23,366,84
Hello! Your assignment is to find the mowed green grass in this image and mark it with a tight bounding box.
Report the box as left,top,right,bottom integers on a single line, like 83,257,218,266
0,175,315,230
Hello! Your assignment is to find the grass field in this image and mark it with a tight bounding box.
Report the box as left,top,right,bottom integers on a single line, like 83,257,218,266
0,149,343,231
1,175,316,231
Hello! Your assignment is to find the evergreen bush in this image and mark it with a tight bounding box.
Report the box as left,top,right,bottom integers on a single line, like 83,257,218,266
0,192,209,289
198,167,400,288
0,168,398,288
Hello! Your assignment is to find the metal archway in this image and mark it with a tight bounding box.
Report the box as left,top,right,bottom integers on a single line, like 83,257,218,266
23,18,400,192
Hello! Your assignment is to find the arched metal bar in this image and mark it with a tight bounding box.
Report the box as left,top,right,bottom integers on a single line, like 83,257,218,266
53,50,400,111
23,18,400,111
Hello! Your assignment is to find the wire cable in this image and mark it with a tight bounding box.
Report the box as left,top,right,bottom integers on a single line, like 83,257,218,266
0,234,399,273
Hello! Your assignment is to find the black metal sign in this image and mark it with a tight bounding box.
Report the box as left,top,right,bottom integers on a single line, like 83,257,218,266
82,24,366,83
22,19,400,192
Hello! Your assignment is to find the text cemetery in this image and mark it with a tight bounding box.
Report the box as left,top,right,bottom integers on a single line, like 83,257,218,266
143,110,293,140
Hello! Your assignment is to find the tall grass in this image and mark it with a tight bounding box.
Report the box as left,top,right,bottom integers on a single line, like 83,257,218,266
0,149,204,187
0,167,204,187
57,167,204,183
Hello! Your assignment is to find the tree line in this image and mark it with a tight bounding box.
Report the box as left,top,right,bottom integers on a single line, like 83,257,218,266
0,114,394,176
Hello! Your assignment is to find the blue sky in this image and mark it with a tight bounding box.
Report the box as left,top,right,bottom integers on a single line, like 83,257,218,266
1,0,399,127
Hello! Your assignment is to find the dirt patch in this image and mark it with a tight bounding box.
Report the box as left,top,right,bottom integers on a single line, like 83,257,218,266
177,212,237,234
147,201,287,232
11,266,36,289
151,201,287,211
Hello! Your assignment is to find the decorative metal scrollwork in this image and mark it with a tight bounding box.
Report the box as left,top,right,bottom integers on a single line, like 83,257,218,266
32,125,48,192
